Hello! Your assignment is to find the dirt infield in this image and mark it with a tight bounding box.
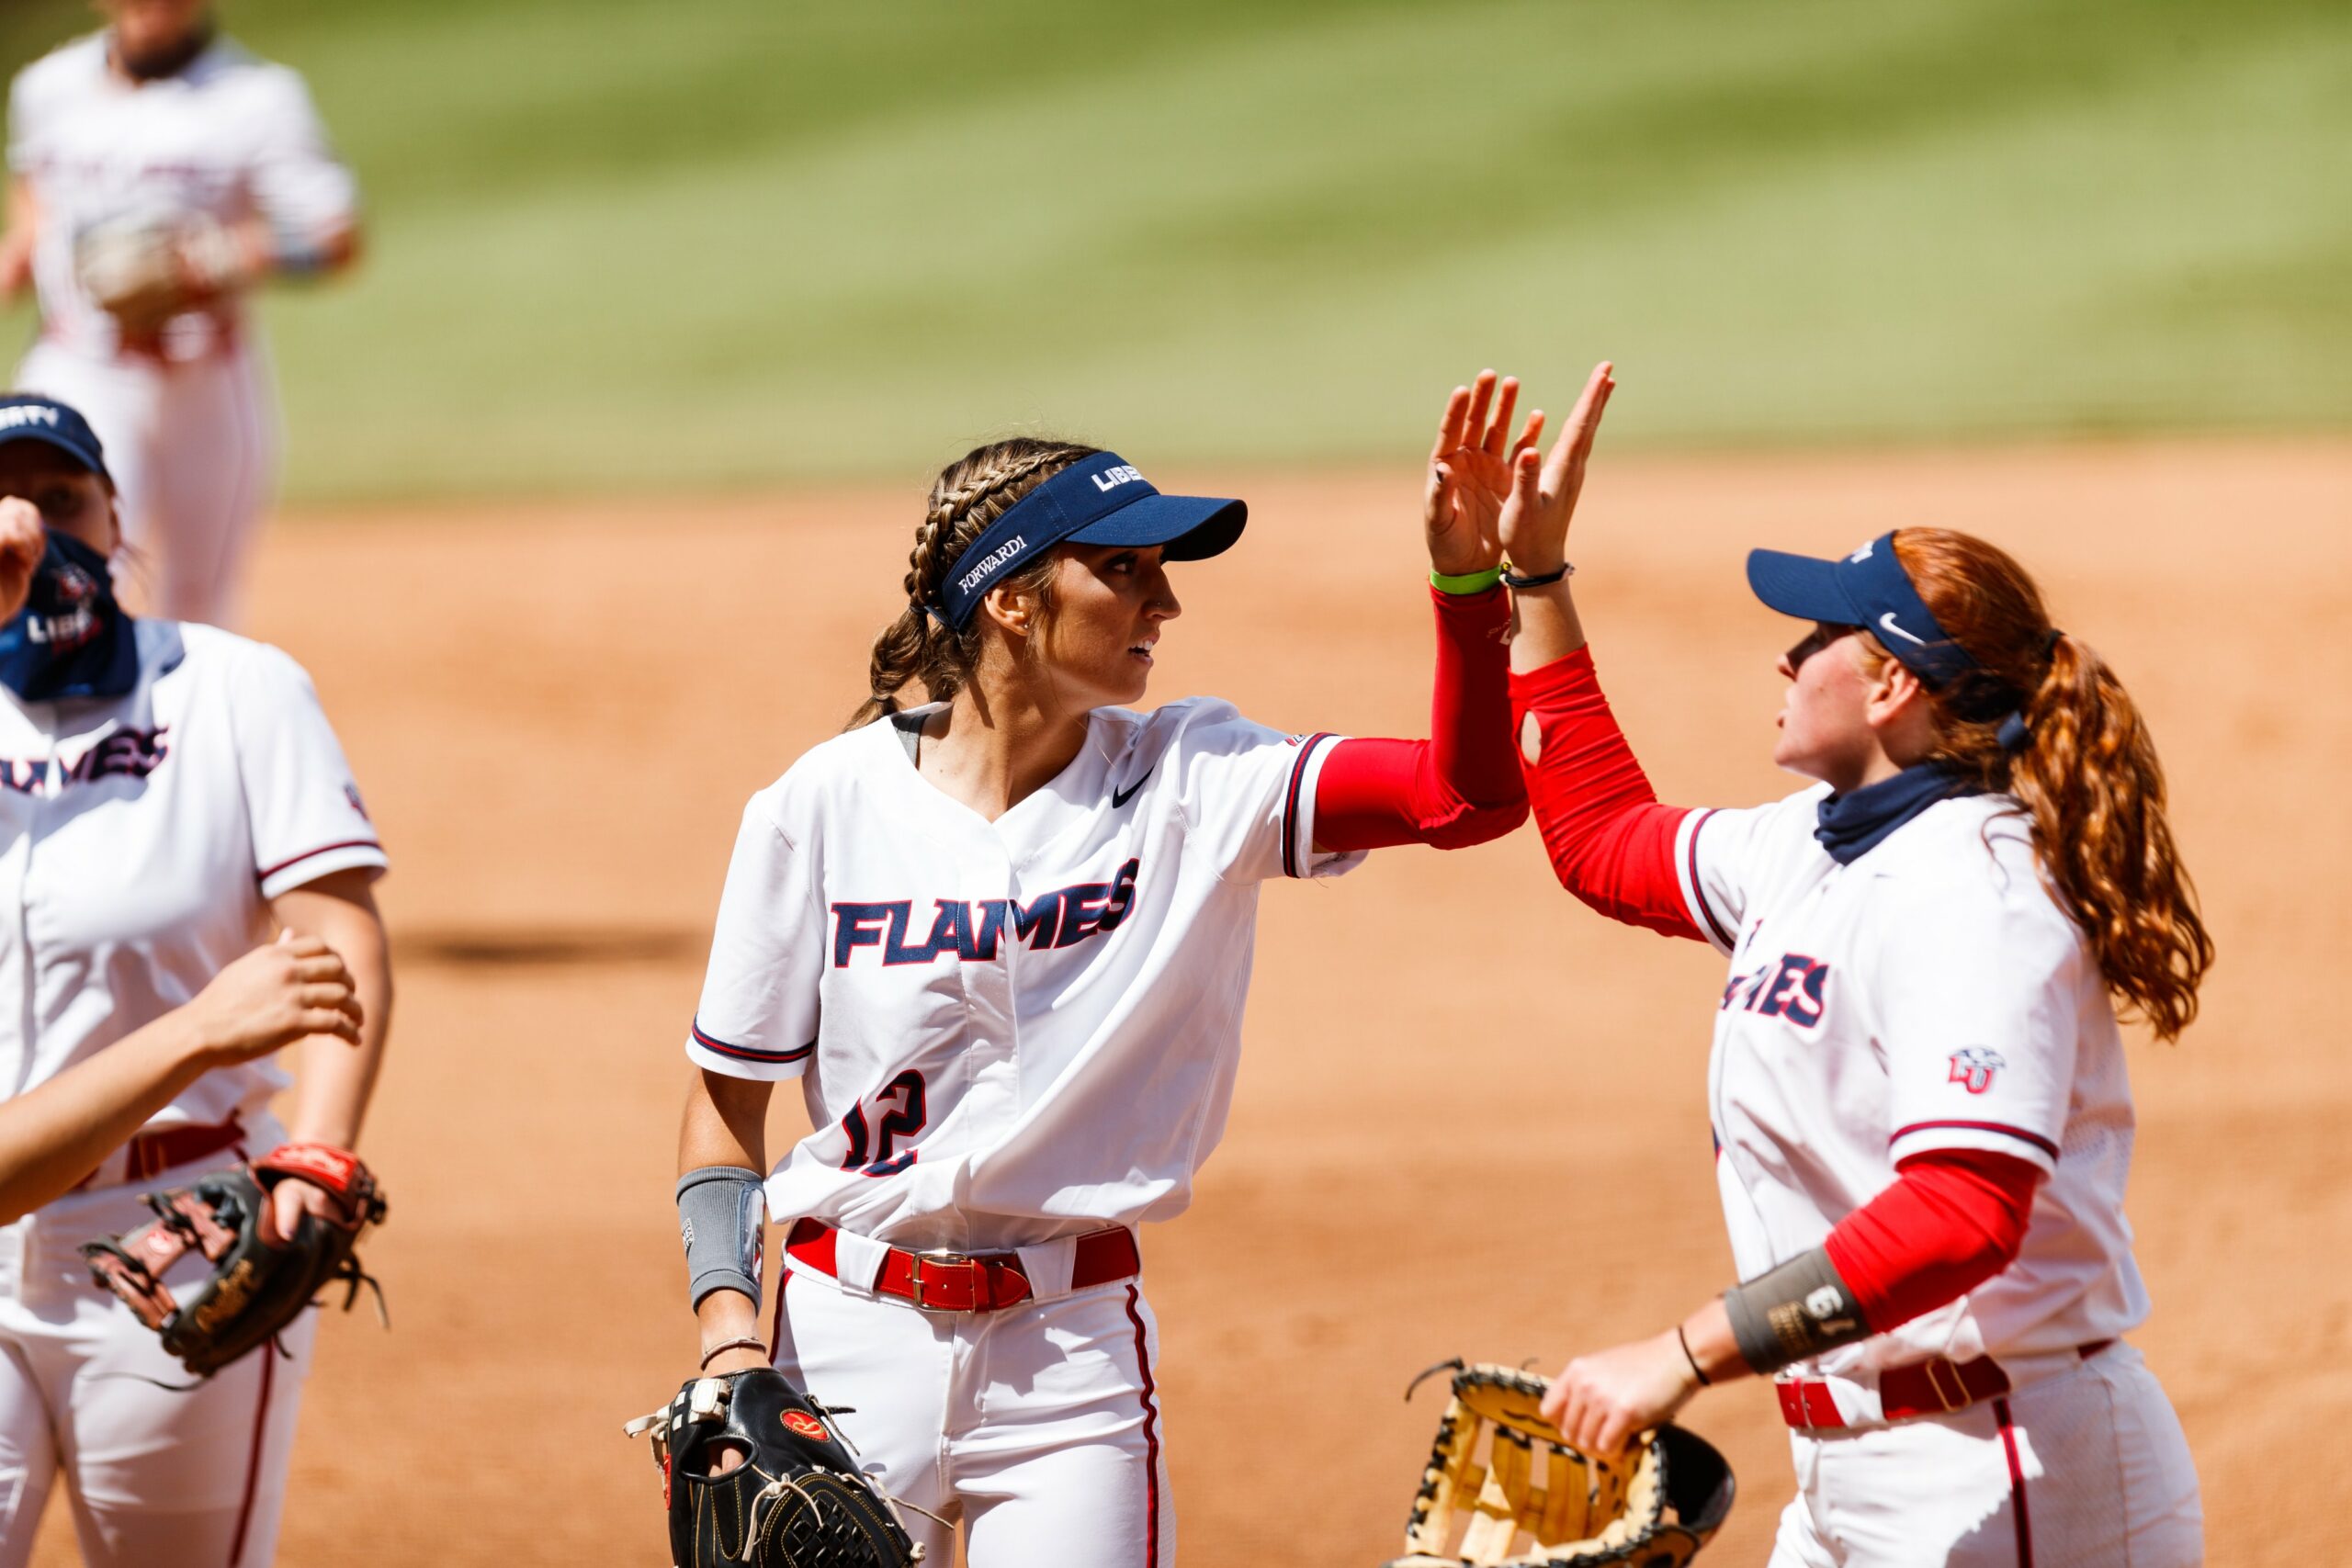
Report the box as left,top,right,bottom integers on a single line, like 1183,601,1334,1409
33,440,2348,1565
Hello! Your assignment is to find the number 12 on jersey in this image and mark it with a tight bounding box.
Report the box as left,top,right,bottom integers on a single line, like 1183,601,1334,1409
840,1070,928,1177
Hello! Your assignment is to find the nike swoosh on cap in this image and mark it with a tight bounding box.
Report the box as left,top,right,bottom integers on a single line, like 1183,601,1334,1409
1111,767,1154,809
1876,611,1927,647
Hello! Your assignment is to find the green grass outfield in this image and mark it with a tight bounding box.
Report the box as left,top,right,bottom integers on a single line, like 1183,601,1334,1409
4,0,2347,502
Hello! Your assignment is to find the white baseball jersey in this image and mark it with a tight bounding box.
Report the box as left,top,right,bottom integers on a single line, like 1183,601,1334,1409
1674,787,2147,1373
0,619,385,1133
688,700,1360,1253
7,32,356,364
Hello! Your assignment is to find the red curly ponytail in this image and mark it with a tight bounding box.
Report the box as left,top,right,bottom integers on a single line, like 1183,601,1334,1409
1882,530,2214,1041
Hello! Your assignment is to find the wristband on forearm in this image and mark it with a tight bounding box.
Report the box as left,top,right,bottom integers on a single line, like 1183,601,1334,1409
1430,565,1505,595
1722,1247,1871,1374
675,1165,766,1312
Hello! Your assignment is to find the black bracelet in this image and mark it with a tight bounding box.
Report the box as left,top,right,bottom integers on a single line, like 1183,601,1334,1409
1676,1323,1712,1388
1500,561,1574,589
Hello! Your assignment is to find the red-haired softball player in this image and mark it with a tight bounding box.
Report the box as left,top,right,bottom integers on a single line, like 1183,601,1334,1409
670,376,1564,1563
1496,366,2208,1564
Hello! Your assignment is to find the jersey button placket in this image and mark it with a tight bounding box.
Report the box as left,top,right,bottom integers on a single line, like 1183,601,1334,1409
968,846,1022,1142
0,734,55,1102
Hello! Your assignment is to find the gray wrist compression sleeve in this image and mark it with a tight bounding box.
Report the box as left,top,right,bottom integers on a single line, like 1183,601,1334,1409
675,1166,766,1312
1722,1247,1870,1374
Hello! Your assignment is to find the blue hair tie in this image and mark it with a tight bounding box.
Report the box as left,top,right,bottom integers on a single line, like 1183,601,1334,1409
1996,711,2031,753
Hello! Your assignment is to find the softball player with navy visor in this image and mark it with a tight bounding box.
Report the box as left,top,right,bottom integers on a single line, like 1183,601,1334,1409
0,394,390,1568
673,378,1567,1564
1490,367,2206,1564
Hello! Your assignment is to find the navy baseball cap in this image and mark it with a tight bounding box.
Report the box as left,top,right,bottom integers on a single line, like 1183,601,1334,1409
0,396,109,481
933,451,1245,630
1747,530,1977,689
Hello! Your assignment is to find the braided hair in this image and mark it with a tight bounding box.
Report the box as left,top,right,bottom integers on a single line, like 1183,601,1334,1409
847,438,1102,730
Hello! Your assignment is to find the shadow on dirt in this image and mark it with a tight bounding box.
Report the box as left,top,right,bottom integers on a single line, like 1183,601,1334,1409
391,927,700,968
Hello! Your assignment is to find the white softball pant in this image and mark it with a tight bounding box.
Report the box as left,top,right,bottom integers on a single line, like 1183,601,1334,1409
772,1261,1174,1567
0,1160,315,1568
16,338,278,630
1769,1342,2203,1567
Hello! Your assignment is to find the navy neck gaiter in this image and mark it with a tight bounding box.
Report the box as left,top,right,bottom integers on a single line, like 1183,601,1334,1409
1814,761,1984,865
0,531,139,702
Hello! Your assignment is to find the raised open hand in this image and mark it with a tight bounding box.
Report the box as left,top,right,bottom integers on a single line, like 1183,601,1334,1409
1424,369,1546,579
1497,361,1614,576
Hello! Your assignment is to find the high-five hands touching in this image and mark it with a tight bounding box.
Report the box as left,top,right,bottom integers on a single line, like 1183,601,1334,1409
1498,362,1615,671
1496,361,1614,577
1425,369,1546,579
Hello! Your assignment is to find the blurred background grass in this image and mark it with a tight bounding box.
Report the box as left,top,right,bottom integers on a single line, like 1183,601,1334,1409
2,0,2346,502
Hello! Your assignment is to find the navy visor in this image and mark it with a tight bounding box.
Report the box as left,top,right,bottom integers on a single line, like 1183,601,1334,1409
933,451,1244,630
1746,530,1976,689
0,396,109,482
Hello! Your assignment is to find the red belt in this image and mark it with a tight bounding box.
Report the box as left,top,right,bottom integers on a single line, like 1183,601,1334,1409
74,1118,245,1192
1778,1340,2114,1428
785,1217,1139,1313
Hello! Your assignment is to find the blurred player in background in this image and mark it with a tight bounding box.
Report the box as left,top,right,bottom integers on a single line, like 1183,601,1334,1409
0,0,360,628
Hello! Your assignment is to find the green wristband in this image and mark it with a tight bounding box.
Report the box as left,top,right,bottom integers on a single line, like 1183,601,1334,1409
1429,565,1505,595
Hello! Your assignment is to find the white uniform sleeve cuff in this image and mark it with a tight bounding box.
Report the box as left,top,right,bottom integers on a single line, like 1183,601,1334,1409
1283,733,1366,881
1675,808,1736,955
684,1021,812,1082
257,840,388,900
1888,1118,2060,1176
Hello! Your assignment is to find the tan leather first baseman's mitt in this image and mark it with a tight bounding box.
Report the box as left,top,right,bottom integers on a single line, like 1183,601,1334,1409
74,208,246,337
1382,1360,1735,1568
79,1143,387,1379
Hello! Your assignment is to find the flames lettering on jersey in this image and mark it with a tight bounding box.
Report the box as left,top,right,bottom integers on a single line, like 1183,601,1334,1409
1947,1047,2005,1094
831,858,1141,968
1720,951,1830,1029
0,726,169,795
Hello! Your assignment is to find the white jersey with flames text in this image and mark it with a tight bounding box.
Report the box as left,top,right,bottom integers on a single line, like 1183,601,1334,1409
1674,786,2147,1375
0,620,385,1131
687,699,1358,1253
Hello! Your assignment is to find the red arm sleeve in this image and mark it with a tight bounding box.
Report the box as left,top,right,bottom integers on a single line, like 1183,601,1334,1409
1312,585,1529,852
1509,647,1704,941
1823,1148,2041,1332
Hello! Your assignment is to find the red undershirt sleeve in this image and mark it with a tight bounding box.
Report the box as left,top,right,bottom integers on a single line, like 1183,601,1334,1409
1509,646,1703,941
1824,1148,2041,1332
1312,585,1529,852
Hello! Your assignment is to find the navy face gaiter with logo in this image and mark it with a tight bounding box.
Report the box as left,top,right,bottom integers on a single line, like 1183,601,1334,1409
0,530,139,702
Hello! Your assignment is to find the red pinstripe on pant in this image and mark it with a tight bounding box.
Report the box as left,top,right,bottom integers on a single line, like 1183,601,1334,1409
1121,1285,1162,1568
225,1339,275,1566
1994,1396,2034,1567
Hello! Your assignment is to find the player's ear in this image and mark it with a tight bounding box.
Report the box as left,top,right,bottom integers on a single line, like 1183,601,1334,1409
981,582,1041,640
1863,658,1926,729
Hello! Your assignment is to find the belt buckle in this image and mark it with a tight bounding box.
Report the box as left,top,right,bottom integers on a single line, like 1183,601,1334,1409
909,1249,976,1314
1922,1358,1968,1414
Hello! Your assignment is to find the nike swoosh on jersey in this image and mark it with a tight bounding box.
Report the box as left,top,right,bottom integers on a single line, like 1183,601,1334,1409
1111,767,1154,809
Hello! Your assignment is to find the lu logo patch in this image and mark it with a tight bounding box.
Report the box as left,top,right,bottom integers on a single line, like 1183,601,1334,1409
1947,1047,2005,1095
